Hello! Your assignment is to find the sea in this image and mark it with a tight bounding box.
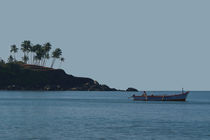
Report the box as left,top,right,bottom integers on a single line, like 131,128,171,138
0,91,209,140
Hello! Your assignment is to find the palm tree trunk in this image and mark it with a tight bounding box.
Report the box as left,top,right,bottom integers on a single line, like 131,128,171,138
51,58,56,68
42,58,46,66
59,62,62,68
13,53,16,61
32,54,35,65
30,53,33,64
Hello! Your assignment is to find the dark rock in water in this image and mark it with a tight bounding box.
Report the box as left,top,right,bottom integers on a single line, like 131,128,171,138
126,87,138,92
0,63,118,91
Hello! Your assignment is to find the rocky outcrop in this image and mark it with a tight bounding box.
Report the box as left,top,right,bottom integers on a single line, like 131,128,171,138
126,87,138,92
0,63,117,91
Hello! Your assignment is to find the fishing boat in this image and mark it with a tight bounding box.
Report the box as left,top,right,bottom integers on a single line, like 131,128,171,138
132,89,189,101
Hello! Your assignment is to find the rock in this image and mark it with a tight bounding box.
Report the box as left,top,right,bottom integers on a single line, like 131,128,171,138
0,63,132,91
126,87,138,92
94,80,99,85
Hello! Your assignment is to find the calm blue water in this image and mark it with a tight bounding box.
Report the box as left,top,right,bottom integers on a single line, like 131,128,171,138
0,91,209,140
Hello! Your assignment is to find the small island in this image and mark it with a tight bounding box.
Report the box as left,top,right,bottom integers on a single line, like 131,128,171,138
0,41,138,91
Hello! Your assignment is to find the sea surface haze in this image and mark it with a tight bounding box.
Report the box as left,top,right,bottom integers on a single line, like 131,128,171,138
0,91,209,140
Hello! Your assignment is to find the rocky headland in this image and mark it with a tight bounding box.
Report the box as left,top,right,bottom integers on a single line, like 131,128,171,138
0,40,139,91
0,63,138,91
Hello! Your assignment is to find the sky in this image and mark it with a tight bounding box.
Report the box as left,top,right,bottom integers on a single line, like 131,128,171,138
0,0,210,91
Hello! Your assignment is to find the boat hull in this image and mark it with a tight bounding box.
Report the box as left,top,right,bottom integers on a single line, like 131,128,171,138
133,91,189,101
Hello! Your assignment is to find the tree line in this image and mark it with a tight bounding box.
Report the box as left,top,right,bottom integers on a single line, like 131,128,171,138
8,40,64,68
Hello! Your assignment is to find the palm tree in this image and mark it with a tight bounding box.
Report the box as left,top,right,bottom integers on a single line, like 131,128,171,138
43,42,51,52
0,59,5,65
22,55,29,64
30,45,37,64
43,53,50,66
6,41,64,67
51,48,62,68
21,40,31,63
38,48,45,66
33,55,39,65
33,44,43,65
8,55,14,63
10,45,18,61
28,43,34,64
31,44,43,65
42,42,51,66
59,57,65,68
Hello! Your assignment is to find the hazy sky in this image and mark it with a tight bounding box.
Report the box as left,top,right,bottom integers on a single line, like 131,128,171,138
0,0,210,90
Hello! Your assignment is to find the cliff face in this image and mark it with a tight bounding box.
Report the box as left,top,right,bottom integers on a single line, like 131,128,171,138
0,63,117,91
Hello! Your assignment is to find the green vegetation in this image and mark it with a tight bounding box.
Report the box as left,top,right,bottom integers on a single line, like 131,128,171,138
0,40,120,91
7,40,64,68
51,48,62,68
